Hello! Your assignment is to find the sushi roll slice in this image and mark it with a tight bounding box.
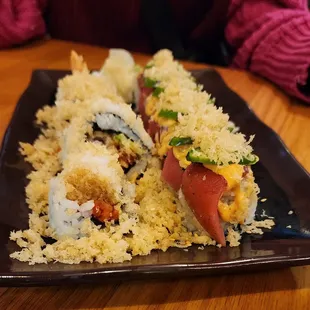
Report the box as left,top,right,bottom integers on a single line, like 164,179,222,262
49,143,138,239
60,98,154,182
135,49,197,139
97,49,140,104
55,50,140,132
57,51,125,105
54,51,126,131
136,50,260,246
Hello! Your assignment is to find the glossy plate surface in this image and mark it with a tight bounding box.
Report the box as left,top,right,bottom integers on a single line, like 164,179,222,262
0,69,310,286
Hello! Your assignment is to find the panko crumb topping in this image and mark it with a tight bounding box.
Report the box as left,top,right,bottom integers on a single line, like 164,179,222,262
9,50,274,265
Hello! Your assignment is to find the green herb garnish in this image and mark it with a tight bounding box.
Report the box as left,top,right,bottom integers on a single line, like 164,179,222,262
169,137,193,147
158,109,178,121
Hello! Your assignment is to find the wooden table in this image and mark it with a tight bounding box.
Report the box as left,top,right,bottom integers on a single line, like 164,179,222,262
0,39,310,310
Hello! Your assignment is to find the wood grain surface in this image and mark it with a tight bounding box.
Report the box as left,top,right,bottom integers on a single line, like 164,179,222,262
0,39,309,310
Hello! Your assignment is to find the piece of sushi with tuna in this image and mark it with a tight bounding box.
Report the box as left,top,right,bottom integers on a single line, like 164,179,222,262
135,49,261,246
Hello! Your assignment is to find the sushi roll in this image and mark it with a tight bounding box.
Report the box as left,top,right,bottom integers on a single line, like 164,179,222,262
60,98,154,182
49,143,138,239
97,49,140,104
54,51,126,131
135,49,197,138
57,51,125,105
136,50,259,246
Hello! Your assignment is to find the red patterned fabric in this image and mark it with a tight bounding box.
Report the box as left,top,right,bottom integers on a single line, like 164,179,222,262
45,0,218,54
0,0,46,48
226,0,310,102
1,0,310,102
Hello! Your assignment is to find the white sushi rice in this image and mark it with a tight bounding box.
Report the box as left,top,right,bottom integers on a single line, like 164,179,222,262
91,98,154,149
96,113,140,142
99,49,139,103
49,177,94,239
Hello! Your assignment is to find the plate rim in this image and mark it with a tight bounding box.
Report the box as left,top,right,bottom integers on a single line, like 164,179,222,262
1,69,310,286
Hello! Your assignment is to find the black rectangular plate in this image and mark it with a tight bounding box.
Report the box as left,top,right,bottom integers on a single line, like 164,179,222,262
0,69,310,287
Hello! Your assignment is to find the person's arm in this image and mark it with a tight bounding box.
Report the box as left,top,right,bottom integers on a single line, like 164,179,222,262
226,0,310,102
0,0,46,49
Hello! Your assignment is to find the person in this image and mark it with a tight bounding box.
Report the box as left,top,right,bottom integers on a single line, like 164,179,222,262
1,0,310,103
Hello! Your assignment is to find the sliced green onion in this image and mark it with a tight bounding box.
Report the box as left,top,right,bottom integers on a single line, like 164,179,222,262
169,137,193,147
143,77,164,96
152,87,164,97
144,77,157,88
158,109,178,120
